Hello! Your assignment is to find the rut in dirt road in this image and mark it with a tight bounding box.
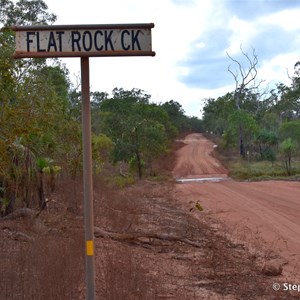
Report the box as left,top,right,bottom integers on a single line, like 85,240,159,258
174,133,300,282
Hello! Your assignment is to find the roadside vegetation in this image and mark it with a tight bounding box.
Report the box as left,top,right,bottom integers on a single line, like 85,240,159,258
201,47,300,180
0,0,202,217
228,160,300,181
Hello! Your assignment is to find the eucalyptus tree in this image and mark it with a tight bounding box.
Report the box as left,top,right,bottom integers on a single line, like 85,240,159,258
280,62,300,119
223,109,259,157
201,93,235,135
0,0,56,26
280,138,297,176
227,46,264,157
100,88,173,178
279,120,300,143
254,130,278,162
161,100,186,132
0,0,57,95
0,0,65,214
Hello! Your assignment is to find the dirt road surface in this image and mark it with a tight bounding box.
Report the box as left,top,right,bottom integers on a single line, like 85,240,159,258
174,133,300,281
173,133,228,179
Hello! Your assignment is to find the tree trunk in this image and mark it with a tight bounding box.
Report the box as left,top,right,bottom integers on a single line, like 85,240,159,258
1,181,16,216
235,92,245,158
135,149,142,179
239,125,245,158
134,127,142,179
49,168,55,193
38,170,46,210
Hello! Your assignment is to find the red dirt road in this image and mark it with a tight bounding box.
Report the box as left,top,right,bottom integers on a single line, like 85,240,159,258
174,133,300,280
173,133,228,179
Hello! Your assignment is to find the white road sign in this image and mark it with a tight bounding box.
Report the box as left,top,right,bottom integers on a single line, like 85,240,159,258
13,23,155,58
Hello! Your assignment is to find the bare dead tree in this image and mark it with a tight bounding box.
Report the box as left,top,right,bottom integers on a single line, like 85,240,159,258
226,46,264,157
227,45,263,109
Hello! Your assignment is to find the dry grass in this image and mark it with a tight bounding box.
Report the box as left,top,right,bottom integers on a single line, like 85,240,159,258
0,178,85,300
0,223,84,299
1,166,300,299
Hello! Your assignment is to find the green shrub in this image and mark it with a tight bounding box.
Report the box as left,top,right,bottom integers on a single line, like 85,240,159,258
108,175,136,189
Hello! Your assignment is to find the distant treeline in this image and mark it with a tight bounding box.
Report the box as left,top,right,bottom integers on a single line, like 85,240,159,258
201,58,300,175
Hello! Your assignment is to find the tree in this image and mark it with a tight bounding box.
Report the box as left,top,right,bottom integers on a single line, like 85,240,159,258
91,91,109,134
254,130,278,161
279,120,300,142
161,100,185,132
92,133,113,174
224,110,258,157
186,116,203,133
0,62,75,213
268,62,300,121
202,94,235,135
280,138,297,176
0,1,87,214
259,112,280,132
0,0,56,27
227,46,263,157
99,89,172,178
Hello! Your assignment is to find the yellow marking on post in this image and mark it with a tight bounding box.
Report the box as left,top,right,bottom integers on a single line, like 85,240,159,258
86,240,94,256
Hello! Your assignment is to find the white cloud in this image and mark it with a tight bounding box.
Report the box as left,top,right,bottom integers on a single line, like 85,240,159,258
226,17,257,55
259,52,299,86
48,0,214,117
262,8,300,31
14,0,300,118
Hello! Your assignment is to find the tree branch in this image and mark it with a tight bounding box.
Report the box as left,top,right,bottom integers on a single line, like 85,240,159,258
227,46,259,89
94,227,202,248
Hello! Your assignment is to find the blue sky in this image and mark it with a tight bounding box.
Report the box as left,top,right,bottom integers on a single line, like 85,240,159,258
179,0,300,91
42,0,300,117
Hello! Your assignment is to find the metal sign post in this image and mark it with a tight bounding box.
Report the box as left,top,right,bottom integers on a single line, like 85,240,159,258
13,23,155,300
81,57,95,299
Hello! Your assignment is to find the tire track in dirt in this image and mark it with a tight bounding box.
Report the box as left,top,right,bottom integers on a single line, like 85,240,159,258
174,133,300,281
